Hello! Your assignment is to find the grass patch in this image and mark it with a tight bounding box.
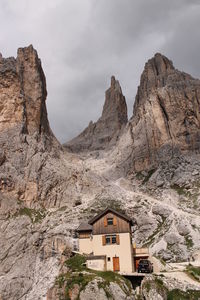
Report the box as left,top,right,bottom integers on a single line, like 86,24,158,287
135,169,156,184
14,207,46,223
94,270,131,292
65,254,86,272
155,277,164,287
167,289,200,300
143,281,151,292
186,265,200,282
185,235,194,249
170,184,191,197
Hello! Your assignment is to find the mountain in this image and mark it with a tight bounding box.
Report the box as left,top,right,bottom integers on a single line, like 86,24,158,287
64,76,128,152
0,46,200,300
0,45,63,207
129,52,200,172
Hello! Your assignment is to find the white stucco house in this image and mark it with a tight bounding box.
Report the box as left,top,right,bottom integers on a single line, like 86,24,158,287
77,207,149,273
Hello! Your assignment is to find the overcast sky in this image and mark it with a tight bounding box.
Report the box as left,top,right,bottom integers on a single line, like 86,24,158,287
0,0,200,142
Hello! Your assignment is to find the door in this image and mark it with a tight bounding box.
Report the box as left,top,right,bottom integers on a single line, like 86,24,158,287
113,257,120,271
135,258,140,271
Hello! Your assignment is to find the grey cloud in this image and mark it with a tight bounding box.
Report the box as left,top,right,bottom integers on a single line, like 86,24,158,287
162,6,200,78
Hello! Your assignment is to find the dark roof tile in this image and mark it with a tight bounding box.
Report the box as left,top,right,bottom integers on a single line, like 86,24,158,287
77,222,92,232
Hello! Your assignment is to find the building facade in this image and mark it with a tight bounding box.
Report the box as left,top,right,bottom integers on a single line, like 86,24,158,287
77,208,145,273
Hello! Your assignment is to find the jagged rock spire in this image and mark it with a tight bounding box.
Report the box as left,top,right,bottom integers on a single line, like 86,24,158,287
102,75,127,124
64,76,128,152
0,45,51,136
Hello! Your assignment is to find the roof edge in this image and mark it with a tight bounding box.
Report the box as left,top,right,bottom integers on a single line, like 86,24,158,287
88,207,133,225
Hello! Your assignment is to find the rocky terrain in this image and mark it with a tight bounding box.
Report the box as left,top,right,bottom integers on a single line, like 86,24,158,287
0,46,200,299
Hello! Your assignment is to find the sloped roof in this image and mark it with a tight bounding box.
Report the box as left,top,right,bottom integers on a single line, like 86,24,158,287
77,222,92,232
88,207,133,225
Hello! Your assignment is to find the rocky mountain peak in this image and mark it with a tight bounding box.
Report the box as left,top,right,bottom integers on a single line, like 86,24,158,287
64,76,128,152
122,53,200,172
145,53,174,76
133,53,175,114
110,75,121,90
0,45,60,207
17,45,50,135
0,44,50,136
102,75,127,123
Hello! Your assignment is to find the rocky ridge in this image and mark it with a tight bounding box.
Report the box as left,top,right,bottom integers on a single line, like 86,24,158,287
112,53,200,173
0,46,200,300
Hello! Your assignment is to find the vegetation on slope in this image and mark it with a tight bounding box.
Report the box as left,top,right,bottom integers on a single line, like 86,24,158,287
186,265,200,282
14,207,46,223
55,254,132,300
142,275,200,300
167,289,200,300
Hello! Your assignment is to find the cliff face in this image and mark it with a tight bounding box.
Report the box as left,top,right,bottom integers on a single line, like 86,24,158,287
64,76,128,152
0,45,50,135
128,53,200,171
0,45,63,207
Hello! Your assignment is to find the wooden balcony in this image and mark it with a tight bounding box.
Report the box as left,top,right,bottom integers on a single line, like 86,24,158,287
133,247,149,256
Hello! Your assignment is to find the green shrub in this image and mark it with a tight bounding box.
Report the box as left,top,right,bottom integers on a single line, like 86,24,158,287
186,265,200,282
185,235,194,249
65,254,86,271
167,289,200,300
14,207,46,223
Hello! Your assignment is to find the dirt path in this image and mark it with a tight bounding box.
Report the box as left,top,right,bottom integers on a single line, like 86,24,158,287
113,177,200,222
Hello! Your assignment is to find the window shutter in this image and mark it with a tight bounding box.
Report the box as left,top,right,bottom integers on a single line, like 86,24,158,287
113,217,117,226
116,235,120,245
104,217,108,227
102,235,106,246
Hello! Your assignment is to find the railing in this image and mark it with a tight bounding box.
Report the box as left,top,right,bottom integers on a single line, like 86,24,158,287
133,248,149,255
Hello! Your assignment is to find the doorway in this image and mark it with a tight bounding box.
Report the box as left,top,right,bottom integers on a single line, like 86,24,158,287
113,257,120,271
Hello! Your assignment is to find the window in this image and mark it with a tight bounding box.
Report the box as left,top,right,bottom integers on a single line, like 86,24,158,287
112,236,116,244
107,257,111,261
105,235,117,244
106,236,111,244
107,218,113,225
102,235,120,246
